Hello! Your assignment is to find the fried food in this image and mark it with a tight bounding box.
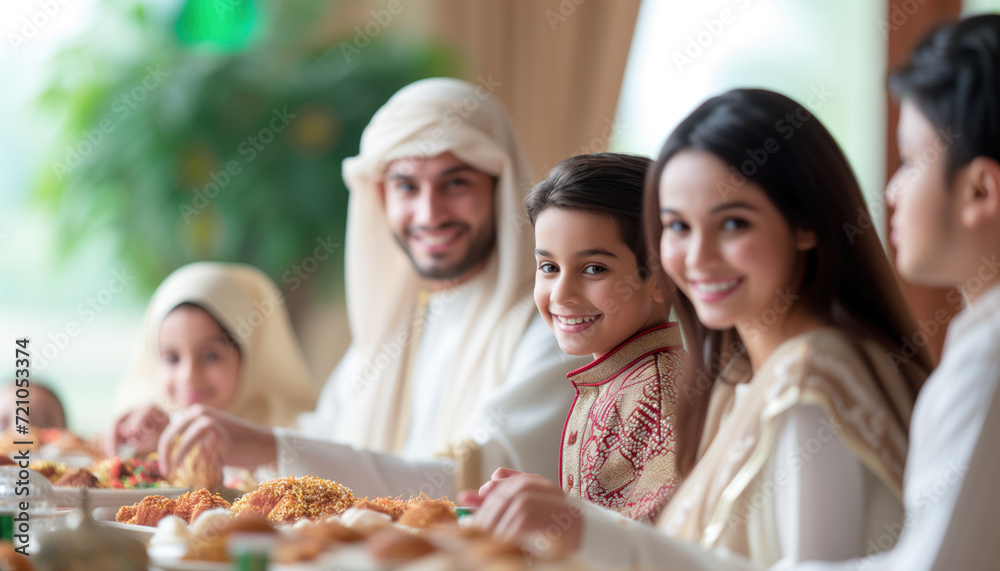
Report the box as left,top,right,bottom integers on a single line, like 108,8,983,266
230,476,355,524
116,489,230,527
173,489,232,523
116,495,176,526
398,499,459,529
353,495,407,520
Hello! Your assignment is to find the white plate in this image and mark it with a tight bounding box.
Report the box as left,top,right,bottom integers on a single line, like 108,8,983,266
99,520,159,542
55,487,189,509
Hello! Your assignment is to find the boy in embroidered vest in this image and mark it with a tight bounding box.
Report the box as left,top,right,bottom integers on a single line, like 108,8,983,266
521,152,686,523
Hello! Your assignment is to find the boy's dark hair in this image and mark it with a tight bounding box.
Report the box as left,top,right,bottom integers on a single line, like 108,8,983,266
890,14,1000,180
525,152,653,279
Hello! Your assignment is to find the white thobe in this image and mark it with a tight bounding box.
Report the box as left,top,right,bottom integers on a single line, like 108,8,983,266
274,286,587,499
579,284,1000,570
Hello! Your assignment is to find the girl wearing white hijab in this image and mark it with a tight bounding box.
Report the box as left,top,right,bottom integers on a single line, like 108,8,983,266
156,78,584,498
109,262,318,454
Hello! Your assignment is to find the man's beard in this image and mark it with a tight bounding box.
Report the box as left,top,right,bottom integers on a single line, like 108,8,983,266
395,223,496,281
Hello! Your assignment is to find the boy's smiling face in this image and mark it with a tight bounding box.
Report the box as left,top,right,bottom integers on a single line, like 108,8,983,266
533,208,668,359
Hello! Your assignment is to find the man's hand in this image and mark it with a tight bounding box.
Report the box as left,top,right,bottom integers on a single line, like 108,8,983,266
459,467,583,550
104,404,169,457
157,405,277,475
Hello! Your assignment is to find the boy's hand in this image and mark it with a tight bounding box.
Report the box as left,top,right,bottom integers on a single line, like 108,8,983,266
462,469,583,549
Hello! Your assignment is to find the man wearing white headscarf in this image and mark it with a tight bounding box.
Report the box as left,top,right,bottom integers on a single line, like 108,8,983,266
160,78,586,498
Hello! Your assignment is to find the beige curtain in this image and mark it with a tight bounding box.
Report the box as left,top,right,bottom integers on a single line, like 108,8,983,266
321,0,642,178
414,0,642,176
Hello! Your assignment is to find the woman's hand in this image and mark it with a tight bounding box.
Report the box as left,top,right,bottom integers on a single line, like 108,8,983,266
104,404,169,457
157,404,277,475
459,467,583,550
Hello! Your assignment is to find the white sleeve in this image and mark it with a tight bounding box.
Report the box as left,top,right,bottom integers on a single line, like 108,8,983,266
272,315,584,498
768,405,867,565
272,428,457,499
578,502,760,570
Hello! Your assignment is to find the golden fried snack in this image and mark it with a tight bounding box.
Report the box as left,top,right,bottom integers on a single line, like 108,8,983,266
398,499,459,529
116,495,177,526
366,527,437,562
353,496,408,520
171,442,223,492
230,476,355,524
172,489,231,523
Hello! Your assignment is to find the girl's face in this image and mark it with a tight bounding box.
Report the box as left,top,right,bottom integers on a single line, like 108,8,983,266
658,150,815,335
157,305,241,410
533,208,668,359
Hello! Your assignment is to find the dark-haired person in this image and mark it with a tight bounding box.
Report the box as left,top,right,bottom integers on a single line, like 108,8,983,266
520,152,685,523
0,381,67,431
463,88,931,568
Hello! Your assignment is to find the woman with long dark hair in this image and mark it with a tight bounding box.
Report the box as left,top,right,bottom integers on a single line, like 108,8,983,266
464,89,930,569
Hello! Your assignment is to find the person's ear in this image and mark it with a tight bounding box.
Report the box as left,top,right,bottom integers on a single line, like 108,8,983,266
958,157,1000,229
649,270,676,305
795,228,818,251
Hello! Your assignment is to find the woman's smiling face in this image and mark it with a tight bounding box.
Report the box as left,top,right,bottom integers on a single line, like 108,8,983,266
658,150,815,332
533,208,667,359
